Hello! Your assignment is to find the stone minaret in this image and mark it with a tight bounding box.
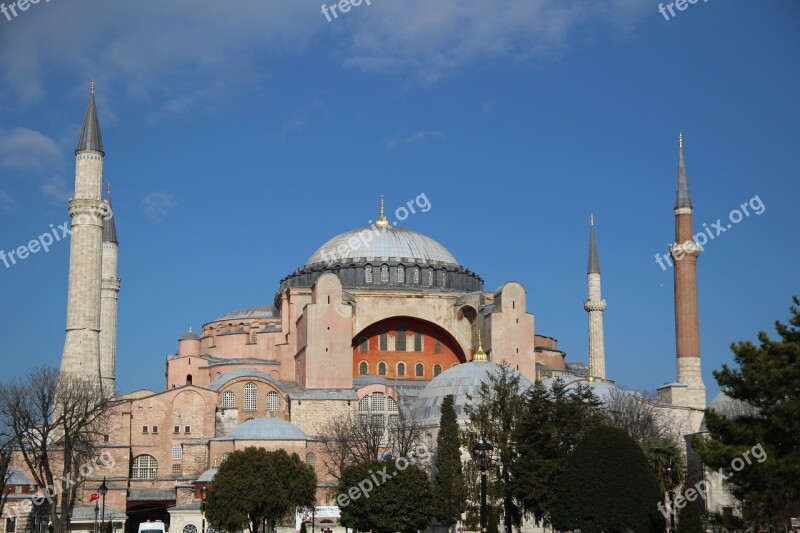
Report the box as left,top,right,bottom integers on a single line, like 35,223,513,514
99,184,120,392
584,214,607,381
60,81,110,385
668,133,706,410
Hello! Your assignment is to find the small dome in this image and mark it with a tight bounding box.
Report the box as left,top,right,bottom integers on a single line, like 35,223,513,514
412,361,533,423
709,392,757,417
218,418,308,441
179,330,200,341
307,227,458,266
217,306,280,321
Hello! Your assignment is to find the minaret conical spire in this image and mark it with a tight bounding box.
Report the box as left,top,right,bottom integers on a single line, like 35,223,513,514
76,79,104,155
675,132,691,209
103,183,117,243
588,213,600,274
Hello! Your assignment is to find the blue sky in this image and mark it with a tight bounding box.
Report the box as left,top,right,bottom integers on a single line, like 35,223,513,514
0,0,798,400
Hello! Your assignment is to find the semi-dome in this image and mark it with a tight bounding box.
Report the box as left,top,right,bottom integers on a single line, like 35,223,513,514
306,226,458,267
412,361,533,423
216,418,308,441
217,305,280,321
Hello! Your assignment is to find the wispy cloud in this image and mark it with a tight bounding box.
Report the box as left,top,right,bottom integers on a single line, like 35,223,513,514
141,192,176,222
385,130,444,149
40,176,71,206
0,128,61,170
0,190,17,212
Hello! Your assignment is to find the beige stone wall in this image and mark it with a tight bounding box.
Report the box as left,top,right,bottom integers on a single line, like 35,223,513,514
485,282,537,382
290,399,354,437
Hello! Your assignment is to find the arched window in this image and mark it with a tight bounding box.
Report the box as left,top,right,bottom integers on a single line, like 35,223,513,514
359,337,369,353
396,265,405,283
433,364,443,377
267,391,280,412
413,267,420,284
379,333,388,352
439,270,446,288
243,383,258,412
414,333,423,352
365,265,373,283
415,363,425,377
132,455,158,480
378,362,387,376
183,525,198,533
397,362,406,377
306,453,316,470
434,340,442,354
221,391,235,408
427,269,434,286
396,328,406,351
359,361,369,375
172,445,182,460
186,374,193,385
267,391,281,413
380,264,389,283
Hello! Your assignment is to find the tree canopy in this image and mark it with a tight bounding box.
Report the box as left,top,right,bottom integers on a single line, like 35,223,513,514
551,426,665,533
205,447,316,533
693,296,800,527
337,460,435,533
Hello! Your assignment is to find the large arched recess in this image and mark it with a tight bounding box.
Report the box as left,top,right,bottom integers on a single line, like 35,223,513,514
352,316,467,380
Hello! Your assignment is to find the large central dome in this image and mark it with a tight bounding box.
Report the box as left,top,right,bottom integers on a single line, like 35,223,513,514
306,226,458,266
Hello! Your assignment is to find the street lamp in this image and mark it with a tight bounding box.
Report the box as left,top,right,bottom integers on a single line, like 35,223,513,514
473,438,493,533
99,478,108,533
666,460,675,533
201,486,209,533
94,503,99,533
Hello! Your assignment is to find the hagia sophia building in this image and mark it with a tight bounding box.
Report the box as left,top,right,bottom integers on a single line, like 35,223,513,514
2,84,735,533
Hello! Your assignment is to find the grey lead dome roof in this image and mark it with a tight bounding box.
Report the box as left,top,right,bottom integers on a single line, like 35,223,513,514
216,418,308,441
217,306,280,321
412,361,533,423
307,227,458,266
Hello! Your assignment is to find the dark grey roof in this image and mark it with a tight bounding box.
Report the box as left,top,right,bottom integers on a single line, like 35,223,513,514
6,469,32,485
588,215,600,274
179,330,200,341
288,389,358,401
214,418,308,441
675,133,692,209
196,468,218,483
103,186,117,243
307,227,458,266
216,306,280,321
76,84,104,155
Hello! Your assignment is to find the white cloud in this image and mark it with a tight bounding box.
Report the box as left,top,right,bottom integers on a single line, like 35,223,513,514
385,130,444,148
40,176,71,206
0,128,61,169
0,190,16,212
141,192,176,222
0,0,649,109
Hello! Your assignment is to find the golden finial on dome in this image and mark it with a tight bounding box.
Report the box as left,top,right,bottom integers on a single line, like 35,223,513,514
474,331,488,362
679,131,683,149
90,79,95,95
375,195,389,229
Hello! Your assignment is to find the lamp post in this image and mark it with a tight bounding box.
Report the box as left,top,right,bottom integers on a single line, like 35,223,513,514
99,478,108,533
311,505,315,533
201,486,209,533
94,503,99,533
473,438,493,533
666,460,675,533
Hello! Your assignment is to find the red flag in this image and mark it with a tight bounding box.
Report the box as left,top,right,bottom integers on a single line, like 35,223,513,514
89,491,100,502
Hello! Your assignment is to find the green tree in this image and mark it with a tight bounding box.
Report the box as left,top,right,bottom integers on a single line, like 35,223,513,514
510,378,603,526
640,438,684,495
337,460,435,533
463,363,526,532
693,297,800,527
676,501,704,533
551,426,665,533
205,447,316,533
433,395,466,530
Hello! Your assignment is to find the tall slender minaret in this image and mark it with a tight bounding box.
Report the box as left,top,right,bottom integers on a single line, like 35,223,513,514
60,80,110,384
99,183,120,392
584,214,607,381
668,133,706,410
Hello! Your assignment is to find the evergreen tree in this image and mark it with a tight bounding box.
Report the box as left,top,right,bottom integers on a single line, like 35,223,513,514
510,378,603,525
676,501,704,533
693,297,800,527
551,426,665,533
433,395,466,529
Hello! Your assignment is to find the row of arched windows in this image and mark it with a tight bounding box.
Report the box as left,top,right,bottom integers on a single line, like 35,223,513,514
357,393,399,430
221,384,280,412
132,451,317,481
363,265,444,287
358,361,445,378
